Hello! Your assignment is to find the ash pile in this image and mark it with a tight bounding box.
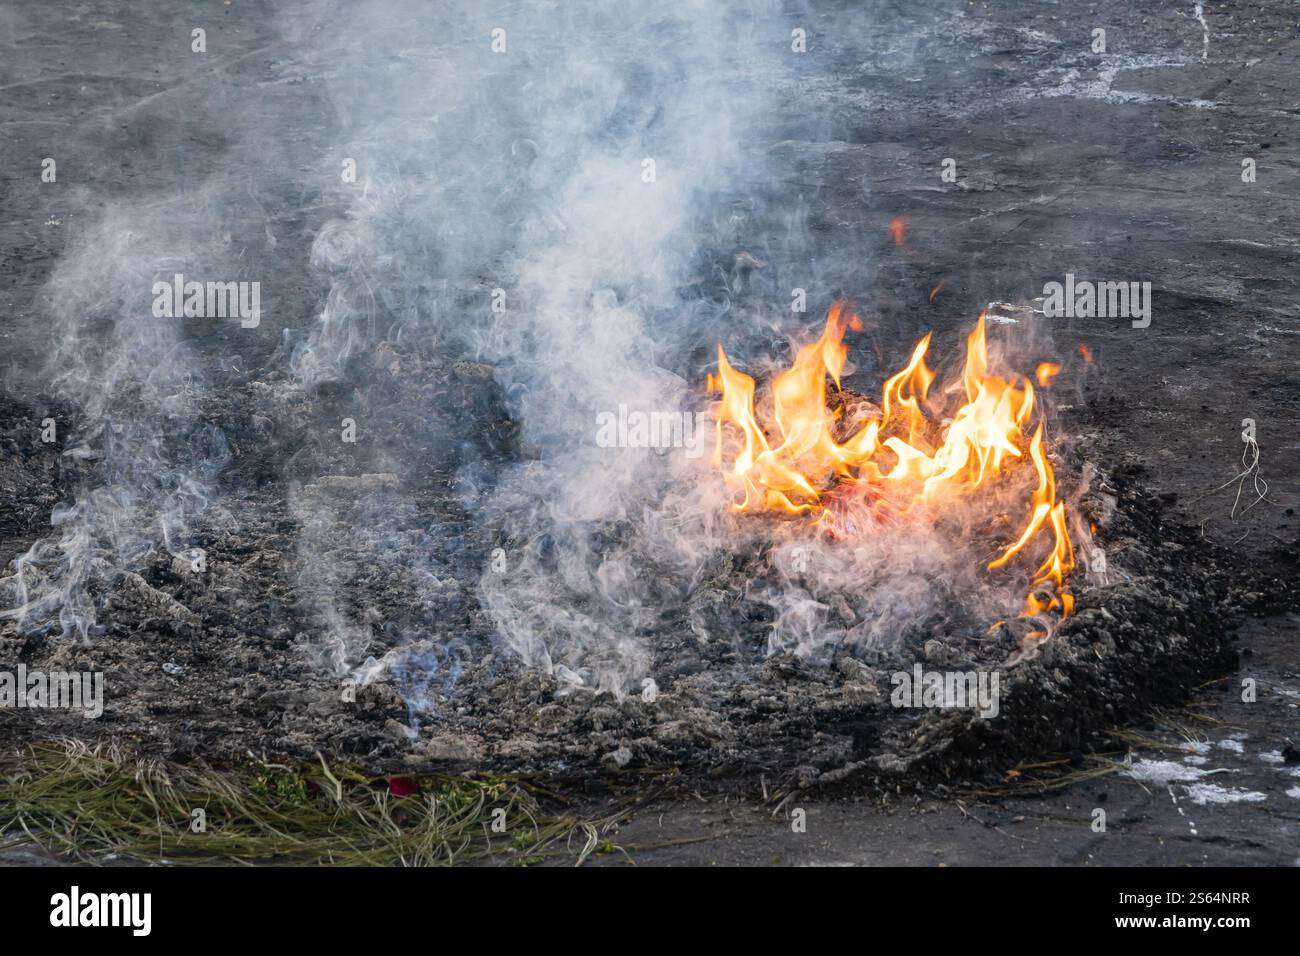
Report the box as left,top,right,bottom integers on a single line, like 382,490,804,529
0,334,1237,787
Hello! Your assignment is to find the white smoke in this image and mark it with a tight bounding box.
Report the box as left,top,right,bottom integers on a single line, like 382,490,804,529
1,1,1088,715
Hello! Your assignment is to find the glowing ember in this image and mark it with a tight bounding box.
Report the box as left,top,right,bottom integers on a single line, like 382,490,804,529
888,216,909,248
709,301,1075,619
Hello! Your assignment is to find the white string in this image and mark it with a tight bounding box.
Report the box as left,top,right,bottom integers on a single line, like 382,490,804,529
1189,432,1271,518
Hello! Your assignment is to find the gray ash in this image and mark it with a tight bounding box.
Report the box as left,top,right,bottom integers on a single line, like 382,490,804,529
0,351,1238,789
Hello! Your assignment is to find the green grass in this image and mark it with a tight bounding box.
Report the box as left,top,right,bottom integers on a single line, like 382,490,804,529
0,739,622,866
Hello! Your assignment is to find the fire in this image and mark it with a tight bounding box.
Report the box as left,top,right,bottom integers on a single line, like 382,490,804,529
888,216,908,248
710,301,1075,620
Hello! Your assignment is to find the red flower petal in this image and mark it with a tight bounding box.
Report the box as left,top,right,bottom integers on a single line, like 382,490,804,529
386,776,419,796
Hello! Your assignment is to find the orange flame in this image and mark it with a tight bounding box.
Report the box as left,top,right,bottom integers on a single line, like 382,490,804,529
1035,362,1061,387
888,216,908,249
710,302,1075,620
